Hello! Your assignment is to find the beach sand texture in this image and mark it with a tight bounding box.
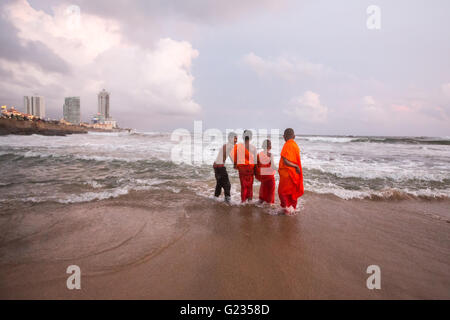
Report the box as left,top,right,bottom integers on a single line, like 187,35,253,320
1,189,448,299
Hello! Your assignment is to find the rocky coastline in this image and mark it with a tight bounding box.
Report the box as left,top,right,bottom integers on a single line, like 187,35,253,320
0,118,127,136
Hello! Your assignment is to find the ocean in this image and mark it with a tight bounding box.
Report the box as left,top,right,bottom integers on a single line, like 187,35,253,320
1,132,449,299
0,132,449,208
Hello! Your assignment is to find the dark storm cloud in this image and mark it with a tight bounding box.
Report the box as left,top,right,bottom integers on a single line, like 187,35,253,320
25,0,286,48
75,0,284,23
0,3,70,74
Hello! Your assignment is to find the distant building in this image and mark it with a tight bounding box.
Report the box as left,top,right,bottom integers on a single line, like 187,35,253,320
24,95,45,118
104,118,117,128
91,113,101,123
94,89,117,128
24,96,30,113
98,89,110,119
2,106,39,120
63,97,81,125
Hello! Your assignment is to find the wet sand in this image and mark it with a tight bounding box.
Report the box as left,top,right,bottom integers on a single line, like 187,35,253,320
0,190,449,299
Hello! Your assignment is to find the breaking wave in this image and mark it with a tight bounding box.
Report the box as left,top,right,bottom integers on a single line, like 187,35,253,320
0,132,448,204
300,136,450,145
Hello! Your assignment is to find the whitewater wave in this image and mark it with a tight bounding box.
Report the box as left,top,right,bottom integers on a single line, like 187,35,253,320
0,149,155,163
1,132,448,206
133,131,169,137
3,149,447,185
4,179,448,205
302,163,449,184
300,136,357,143
351,137,450,145
308,184,450,201
87,131,132,137
5,182,183,205
84,180,104,189
298,136,450,145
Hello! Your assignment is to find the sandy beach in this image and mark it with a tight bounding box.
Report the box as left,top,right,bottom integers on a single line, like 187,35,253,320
1,189,448,300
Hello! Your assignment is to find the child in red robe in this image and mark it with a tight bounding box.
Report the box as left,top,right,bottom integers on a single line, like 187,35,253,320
256,139,276,204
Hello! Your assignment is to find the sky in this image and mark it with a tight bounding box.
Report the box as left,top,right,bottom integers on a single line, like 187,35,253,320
0,0,449,136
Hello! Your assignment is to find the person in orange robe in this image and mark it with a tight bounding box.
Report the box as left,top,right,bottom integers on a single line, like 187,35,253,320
232,130,256,203
278,128,304,215
256,139,276,204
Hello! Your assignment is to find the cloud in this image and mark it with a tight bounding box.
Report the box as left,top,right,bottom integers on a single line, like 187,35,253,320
358,94,449,131
359,95,389,124
243,52,331,81
243,50,448,135
56,0,288,49
0,0,448,136
391,104,411,113
95,38,201,116
442,83,450,97
0,3,69,74
0,0,201,129
5,0,121,66
76,0,286,25
284,91,328,123
362,96,376,108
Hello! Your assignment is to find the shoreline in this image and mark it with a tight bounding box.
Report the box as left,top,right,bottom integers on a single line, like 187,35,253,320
0,190,449,299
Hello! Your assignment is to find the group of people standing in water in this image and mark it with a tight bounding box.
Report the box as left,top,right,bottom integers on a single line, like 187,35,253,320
213,128,304,215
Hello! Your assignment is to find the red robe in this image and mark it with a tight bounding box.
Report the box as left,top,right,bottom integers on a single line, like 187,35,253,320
256,151,275,204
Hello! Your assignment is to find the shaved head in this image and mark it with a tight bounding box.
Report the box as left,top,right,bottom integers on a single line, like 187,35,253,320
228,131,237,143
243,129,252,141
284,128,295,140
262,139,271,150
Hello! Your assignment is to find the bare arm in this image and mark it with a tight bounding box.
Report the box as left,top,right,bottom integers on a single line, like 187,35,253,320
233,145,238,169
270,154,277,171
282,157,301,174
251,145,257,165
222,144,228,164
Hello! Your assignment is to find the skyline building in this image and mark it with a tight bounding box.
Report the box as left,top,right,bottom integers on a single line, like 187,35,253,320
18,90,117,128
63,97,81,124
97,89,110,119
23,96,30,114
24,95,45,118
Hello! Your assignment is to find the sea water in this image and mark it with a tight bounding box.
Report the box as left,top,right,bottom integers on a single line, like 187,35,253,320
0,132,449,206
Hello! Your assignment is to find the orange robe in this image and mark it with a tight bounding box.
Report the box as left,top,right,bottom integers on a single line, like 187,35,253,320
278,139,304,201
232,143,255,172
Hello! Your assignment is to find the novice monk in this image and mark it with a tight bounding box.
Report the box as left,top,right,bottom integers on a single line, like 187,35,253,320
256,139,276,204
278,128,304,215
232,130,256,203
213,132,237,202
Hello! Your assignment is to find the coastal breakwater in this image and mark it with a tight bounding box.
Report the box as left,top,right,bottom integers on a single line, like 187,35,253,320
0,118,125,136
0,118,87,136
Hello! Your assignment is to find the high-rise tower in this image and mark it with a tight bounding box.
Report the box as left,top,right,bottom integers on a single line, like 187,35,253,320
24,95,45,118
97,89,110,119
63,97,81,124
